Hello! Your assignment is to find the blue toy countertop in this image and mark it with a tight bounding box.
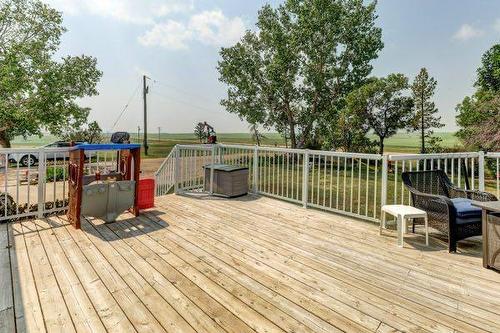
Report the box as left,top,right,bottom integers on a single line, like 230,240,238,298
72,143,141,151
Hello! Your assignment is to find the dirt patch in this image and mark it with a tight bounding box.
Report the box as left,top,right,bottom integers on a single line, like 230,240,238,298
140,158,164,178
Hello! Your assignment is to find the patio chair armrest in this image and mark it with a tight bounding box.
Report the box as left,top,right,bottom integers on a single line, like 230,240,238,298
463,189,497,202
447,184,497,201
447,186,468,199
407,188,453,217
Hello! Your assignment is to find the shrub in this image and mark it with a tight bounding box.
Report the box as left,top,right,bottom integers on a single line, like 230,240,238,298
46,167,65,182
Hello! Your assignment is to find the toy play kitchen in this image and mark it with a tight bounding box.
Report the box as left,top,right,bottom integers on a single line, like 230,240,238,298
67,143,141,229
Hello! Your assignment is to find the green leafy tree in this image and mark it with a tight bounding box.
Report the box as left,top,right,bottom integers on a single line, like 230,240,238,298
347,74,414,154
425,136,445,153
457,93,500,150
61,119,104,143
194,122,206,143
218,0,383,148
456,44,500,150
410,68,443,153
327,107,374,152
0,0,102,147
476,44,500,92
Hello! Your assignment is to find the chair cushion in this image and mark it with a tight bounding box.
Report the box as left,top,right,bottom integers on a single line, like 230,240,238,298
450,198,482,222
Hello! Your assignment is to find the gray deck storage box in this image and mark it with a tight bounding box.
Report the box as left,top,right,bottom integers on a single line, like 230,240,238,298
203,164,249,197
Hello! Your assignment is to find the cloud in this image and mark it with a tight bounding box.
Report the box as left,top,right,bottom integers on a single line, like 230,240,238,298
46,1,244,50
138,21,192,50
452,24,484,41
138,10,246,50
188,10,246,47
46,0,194,25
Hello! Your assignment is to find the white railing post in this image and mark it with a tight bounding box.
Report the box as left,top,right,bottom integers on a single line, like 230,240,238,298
381,154,388,209
478,151,485,191
154,164,160,196
302,150,309,208
210,144,215,194
253,145,258,193
174,145,180,194
37,148,46,218
218,144,223,164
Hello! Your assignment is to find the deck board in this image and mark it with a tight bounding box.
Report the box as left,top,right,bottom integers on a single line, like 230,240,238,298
166,197,500,332
0,223,15,333
33,218,106,333
2,193,500,333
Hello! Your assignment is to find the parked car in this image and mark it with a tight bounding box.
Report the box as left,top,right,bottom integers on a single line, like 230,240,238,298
8,141,85,167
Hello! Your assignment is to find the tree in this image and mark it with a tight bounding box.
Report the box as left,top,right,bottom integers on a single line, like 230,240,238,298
248,123,265,146
61,120,103,143
476,44,500,92
410,68,443,153
194,123,206,143
218,0,383,149
327,107,374,152
456,44,500,150
347,74,414,154
457,93,500,150
0,0,102,148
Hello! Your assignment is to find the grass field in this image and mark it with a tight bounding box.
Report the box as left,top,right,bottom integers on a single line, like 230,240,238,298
10,132,462,158
367,132,462,153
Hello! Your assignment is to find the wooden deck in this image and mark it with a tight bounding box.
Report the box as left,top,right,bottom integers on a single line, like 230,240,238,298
2,194,500,333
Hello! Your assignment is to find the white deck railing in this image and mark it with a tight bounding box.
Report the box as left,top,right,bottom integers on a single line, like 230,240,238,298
156,144,500,223
2,144,498,223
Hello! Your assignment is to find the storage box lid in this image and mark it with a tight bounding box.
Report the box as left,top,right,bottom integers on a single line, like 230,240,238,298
203,163,248,172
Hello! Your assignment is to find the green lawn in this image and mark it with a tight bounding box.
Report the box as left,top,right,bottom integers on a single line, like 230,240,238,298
367,132,462,153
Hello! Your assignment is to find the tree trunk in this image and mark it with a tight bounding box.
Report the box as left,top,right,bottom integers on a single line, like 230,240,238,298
0,131,11,148
378,137,384,155
421,97,425,154
421,126,425,154
288,121,297,149
283,101,297,149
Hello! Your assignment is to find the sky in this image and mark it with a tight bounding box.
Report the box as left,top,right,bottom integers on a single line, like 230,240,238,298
45,0,500,134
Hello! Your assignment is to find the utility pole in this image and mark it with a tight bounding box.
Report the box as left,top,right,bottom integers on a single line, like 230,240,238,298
143,75,149,155
137,126,140,143
158,127,161,142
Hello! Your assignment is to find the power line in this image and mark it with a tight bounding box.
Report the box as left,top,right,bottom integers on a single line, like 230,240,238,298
150,90,220,114
110,81,141,131
150,78,221,105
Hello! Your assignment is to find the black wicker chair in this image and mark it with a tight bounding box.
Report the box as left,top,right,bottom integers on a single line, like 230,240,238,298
401,170,497,252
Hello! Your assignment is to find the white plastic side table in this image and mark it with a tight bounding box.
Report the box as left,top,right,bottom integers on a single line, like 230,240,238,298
380,205,429,247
